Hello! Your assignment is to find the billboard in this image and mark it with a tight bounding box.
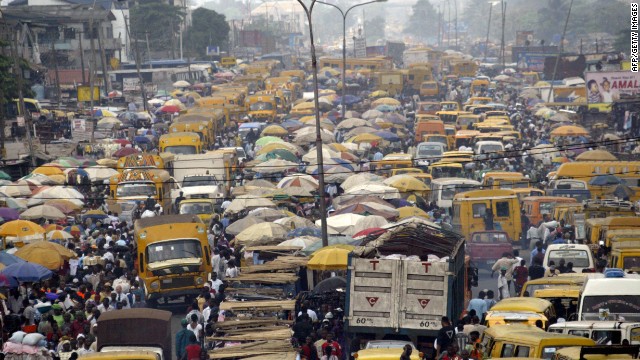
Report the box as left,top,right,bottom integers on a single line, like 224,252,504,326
515,31,534,46
516,53,552,72
77,86,100,102
584,71,640,103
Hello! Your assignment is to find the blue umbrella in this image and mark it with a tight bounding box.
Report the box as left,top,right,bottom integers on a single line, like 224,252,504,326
0,262,52,285
388,198,412,208
329,158,354,170
588,175,624,186
0,252,26,266
0,208,20,221
375,131,401,142
287,227,321,238
333,95,362,106
376,105,396,112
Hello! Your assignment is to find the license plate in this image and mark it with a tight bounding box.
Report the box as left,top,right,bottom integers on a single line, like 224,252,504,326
162,279,172,284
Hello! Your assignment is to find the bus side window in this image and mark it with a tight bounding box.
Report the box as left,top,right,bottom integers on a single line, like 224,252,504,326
496,201,510,217
500,343,515,358
472,203,487,218
515,346,530,357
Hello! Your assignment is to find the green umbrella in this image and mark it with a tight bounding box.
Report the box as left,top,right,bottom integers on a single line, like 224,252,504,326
301,236,356,255
54,158,80,168
0,171,11,181
255,136,285,147
266,149,298,162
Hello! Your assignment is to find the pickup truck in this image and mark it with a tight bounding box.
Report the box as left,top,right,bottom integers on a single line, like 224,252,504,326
467,231,514,268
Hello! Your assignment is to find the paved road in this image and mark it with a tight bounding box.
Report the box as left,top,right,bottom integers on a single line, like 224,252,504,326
475,248,531,300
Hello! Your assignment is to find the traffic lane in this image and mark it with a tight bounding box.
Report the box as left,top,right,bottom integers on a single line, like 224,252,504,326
472,248,531,299
150,302,187,359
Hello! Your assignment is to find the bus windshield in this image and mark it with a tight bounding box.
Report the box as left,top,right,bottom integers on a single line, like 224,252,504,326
146,239,202,263
183,175,218,187
249,102,274,111
180,202,213,215
164,145,197,155
116,183,156,198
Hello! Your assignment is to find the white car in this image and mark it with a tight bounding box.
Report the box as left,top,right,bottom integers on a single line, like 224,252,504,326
543,244,595,273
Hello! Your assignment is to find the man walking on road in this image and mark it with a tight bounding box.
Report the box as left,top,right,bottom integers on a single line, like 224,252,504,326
491,253,519,295
175,318,191,360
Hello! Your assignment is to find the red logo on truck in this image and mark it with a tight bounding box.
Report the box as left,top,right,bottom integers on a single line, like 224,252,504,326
366,297,379,307
418,299,430,309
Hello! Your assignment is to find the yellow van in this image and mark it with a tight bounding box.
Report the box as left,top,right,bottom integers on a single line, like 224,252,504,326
521,275,588,298
451,189,522,243
532,287,581,320
484,311,549,328
79,352,160,360
482,325,596,359
490,297,557,321
456,114,481,130
554,346,638,360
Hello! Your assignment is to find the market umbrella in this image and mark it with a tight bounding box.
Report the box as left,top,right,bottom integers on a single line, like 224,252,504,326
341,173,384,191
287,227,322,238
63,225,84,237
550,125,589,137
352,227,387,239
613,184,635,199
528,144,560,161
0,220,45,242
0,252,25,267
32,166,63,177
588,175,624,186
255,136,285,147
247,207,290,221
398,206,430,219
259,149,299,162
294,127,334,145
224,195,276,214
97,117,122,127
345,184,401,199
113,147,139,158
260,125,289,137
245,179,276,188
352,215,389,234
277,174,319,192
374,130,401,142
92,109,116,117
311,276,347,294
0,171,11,181
47,230,74,241
549,113,572,122
347,133,383,144
253,159,299,174
383,175,429,192
81,209,109,221
172,80,191,88
332,203,398,220
234,222,288,246
575,149,617,161
278,236,318,249
0,197,26,211
256,142,301,156
362,109,383,119
375,105,396,112
157,104,183,113
280,119,304,131
0,262,52,284
225,216,265,236
318,213,366,236
371,97,401,107
84,166,119,182
0,208,20,221
0,181,31,197
14,241,76,270
44,224,63,232
274,216,315,229
307,247,351,270
336,118,367,130
20,205,66,221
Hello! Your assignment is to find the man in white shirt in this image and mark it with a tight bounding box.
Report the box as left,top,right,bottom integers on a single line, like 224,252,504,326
97,298,113,313
210,272,223,293
112,286,131,309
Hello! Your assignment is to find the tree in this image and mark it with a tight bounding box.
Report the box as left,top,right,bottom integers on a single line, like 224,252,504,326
129,2,185,56
404,0,439,41
186,8,230,59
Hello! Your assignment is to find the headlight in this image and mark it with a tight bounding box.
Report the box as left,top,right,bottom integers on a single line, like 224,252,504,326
195,277,204,285
150,281,160,290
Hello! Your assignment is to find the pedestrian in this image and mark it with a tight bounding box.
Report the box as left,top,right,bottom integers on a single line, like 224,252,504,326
528,258,545,281
491,253,519,293
436,316,456,358
175,319,191,360
530,240,546,265
544,262,560,277
483,290,497,311
467,291,487,320
182,333,201,360
497,267,509,300
400,344,413,360
513,259,528,296
300,336,319,360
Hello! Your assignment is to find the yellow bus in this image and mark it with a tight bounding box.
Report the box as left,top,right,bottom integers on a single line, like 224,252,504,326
245,94,277,122
452,189,522,243
482,171,529,189
159,132,202,155
555,162,640,201
109,169,173,214
317,57,392,71
584,217,640,248
116,153,174,175
220,57,237,67
134,214,212,306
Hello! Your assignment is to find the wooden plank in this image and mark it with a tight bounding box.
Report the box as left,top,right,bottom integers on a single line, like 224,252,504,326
213,318,291,329
245,246,302,251
206,328,292,341
219,300,296,311
228,273,299,284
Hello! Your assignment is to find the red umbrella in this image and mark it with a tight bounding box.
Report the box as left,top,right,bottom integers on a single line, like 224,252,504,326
113,147,139,158
158,105,182,113
353,227,387,239
113,139,131,147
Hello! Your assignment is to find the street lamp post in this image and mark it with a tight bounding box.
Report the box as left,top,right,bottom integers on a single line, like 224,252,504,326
316,0,386,121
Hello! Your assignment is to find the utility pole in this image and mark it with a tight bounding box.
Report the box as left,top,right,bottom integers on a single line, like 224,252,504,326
484,3,492,61
78,31,86,84
145,31,152,69
437,4,441,48
11,30,36,168
133,36,148,112
500,0,506,70
89,17,98,143
51,39,62,111
97,22,111,94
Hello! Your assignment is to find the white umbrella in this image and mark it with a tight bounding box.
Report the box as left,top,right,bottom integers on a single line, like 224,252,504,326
336,118,368,130
20,205,66,220
528,144,560,161
253,159,299,174
277,174,319,191
302,146,339,163
362,109,383,119
274,216,315,229
247,207,289,221
0,181,31,197
84,166,119,182
278,236,319,249
172,80,191,88
224,195,276,215
317,213,366,236
27,187,84,207
352,215,389,234
235,222,288,246
345,184,401,199
293,127,334,145
341,173,384,190
225,216,265,236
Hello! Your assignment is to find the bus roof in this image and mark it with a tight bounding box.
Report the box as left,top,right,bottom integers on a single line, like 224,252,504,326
582,278,640,296
491,297,553,313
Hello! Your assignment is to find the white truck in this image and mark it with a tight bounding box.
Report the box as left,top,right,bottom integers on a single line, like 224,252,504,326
345,224,468,350
171,151,236,210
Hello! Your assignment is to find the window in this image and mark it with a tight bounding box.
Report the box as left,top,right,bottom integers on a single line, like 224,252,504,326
495,201,510,217
591,330,622,345
500,344,515,358
568,330,591,338
472,203,487,218
515,346,530,357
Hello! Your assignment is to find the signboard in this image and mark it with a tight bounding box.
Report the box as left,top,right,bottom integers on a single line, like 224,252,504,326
16,116,25,127
122,78,157,93
77,86,100,102
73,119,86,132
511,45,558,62
516,53,555,72
515,31,534,46
354,38,366,58
584,71,640,103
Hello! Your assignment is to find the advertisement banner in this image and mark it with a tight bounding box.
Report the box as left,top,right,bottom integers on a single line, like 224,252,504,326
516,53,553,72
354,38,367,58
73,119,86,132
77,86,100,102
516,31,534,46
584,71,640,103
